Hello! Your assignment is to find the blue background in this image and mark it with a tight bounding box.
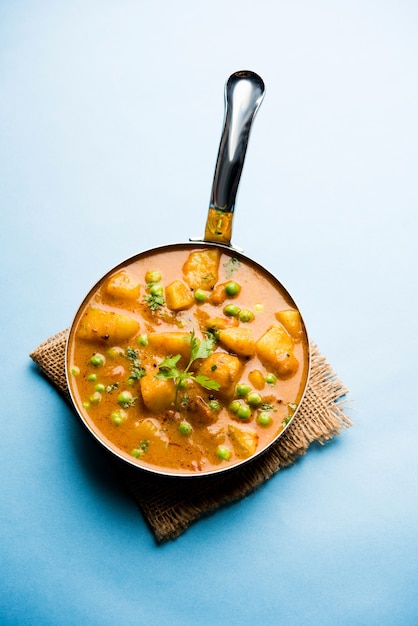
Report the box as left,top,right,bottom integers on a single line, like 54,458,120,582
1,1,417,624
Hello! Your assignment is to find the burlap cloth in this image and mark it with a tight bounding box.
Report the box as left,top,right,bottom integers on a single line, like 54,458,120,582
30,329,351,542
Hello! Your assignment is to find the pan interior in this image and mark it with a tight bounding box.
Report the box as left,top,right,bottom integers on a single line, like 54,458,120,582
66,242,310,477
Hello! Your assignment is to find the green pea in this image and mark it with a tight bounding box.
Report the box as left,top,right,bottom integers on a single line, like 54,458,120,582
89,391,102,405
131,447,144,458
178,421,192,436
148,283,164,297
137,333,148,346
247,391,262,406
82,401,91,409
236,383,251,397
90,353,105,367
110,409,127,426
239,309,255,323
70,366,80,376
223,304,240,317
257,411,272,427
229,399,241,413
216,445,231,461
87,373,97,382
145,270,162,284
194,289,207,303
254,303,264,312
208,400,221,412
94,383,105,393
117,390,136,407
265,373,277,385
107,346,124,359
225,281,241,297
237,404,252,420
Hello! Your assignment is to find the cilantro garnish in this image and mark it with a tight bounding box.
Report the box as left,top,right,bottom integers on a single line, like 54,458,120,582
282,402,298,427
223,257,240,278
118,395,137,409
155,330,220,409
125,347,146,382
205,326,220,343
132,439,149,458
138,440,149,453
129,368,146,382
144,289,165,311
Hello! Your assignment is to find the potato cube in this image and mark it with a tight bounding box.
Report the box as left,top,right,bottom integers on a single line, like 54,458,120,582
228,424,258,458
165,280,194,311
197,352,242,398
147,332,191,360
218,327,255,358
105,270,141,301
77,307,139,342
275,309,303,341
140,374,175,412
183,249,220,290
204,316,238,335
210,283,227,306
255,324,299,379
256,324,294,357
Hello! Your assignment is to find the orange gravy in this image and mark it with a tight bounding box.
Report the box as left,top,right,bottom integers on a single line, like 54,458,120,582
67,244,309,475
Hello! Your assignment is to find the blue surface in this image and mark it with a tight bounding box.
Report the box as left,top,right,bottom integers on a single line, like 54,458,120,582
1,1,418,624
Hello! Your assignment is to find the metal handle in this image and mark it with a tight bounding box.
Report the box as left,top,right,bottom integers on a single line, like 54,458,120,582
204,70,265,245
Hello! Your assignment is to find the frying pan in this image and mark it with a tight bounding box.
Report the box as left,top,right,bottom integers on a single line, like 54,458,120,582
65,70,311,477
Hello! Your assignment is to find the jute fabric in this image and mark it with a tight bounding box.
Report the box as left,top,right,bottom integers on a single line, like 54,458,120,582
30,330,351,542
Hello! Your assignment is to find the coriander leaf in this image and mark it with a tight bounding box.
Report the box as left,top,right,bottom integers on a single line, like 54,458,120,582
189,330,199,359
138,440,149,452
126,347,139,361
105,382,119,393
190,332,215,362
157,354,182,372
132,439,149,458
119,396,137,408
155,355,182,382
155,370,179,381
223,257,240,278
179,392,189,408
193,375,221,391
125,347,146,381
205,327,219,343
129,367,145,381
144,293,165,311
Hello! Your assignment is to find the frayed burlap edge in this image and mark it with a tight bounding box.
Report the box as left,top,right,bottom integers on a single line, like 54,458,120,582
30,329,351,542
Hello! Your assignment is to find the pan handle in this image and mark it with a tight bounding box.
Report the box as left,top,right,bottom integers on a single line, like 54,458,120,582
203,70,265,246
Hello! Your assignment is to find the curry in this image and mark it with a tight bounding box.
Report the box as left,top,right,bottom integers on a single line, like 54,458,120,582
67,244,309,475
